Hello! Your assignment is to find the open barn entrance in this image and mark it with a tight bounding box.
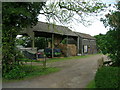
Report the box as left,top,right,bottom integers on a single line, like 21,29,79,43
17,21,78,59
16,33,78,59
17,21,97,60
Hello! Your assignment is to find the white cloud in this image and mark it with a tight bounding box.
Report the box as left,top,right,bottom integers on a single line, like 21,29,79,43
69,20,108,36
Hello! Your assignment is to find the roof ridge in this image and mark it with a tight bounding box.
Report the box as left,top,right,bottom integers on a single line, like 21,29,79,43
38,21,68,28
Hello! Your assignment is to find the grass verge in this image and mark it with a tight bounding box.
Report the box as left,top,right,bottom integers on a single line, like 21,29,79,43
86,80,96,88
95,66,119,88
3,65,61,82
18,53,102,63
47,53,101,63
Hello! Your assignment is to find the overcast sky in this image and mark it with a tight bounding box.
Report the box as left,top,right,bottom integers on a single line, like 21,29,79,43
38,0,118,36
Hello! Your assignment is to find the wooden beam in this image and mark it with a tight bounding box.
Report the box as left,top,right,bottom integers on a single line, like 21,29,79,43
52,34,54,58
80,37,83,55
77,36,80,55
32,32,35,49
66,36,68,57
45,37,47,49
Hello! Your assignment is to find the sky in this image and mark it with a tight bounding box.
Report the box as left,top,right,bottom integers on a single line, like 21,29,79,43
38,0,118,36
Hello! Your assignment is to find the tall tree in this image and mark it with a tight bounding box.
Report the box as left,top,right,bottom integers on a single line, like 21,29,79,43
101,1,120,66
2,2,45,72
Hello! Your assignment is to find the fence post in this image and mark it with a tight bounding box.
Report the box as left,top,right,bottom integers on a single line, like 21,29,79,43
97,57,104,69
43,55,46,69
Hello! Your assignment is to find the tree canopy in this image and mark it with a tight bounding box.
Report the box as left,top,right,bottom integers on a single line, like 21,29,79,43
40,0,106,26
95,1,120,66
2,2,45,73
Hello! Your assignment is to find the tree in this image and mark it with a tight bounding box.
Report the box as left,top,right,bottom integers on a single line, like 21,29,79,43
101,1,120,66
94,34,107,54
2,2,45,73
16,36,49,49
41,0,106,26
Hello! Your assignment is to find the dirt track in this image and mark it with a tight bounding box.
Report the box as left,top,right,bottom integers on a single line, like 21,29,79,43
3,54,107,88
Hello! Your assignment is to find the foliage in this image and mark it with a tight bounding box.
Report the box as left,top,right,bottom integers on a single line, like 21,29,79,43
86,80,96,88
16,36,49,49
47,53,100,63
100,1,120,66
3,65,26,80
94,34,107,54
42,0,106,26
3,65,60,80
20,65,60,79
61,38,67,44
95,67,119,88
2,2,45,74
16,36,31,47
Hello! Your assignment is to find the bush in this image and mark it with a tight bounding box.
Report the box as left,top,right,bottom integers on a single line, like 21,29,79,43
95,67,119,88
3,65,60,80
3,65,26,80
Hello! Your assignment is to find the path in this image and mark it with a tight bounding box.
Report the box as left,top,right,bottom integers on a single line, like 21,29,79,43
3,54,107,88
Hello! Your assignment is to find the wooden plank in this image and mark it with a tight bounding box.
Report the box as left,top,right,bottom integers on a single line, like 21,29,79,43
80,37,83,55
66,36,68,57
52,34,54,58
77,36,80,54
32,32,35,48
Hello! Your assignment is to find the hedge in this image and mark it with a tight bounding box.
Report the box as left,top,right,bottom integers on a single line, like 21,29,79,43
95,66,120,88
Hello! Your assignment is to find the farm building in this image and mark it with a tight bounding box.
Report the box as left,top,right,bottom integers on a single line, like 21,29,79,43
19,21,97,58
69,32,97,55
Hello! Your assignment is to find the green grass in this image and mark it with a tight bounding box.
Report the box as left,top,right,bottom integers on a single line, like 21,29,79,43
23,65,60,78
3,65,61,82
95,66,119,88
86,80,96,88
47,54,101,63
3,53,101,82
19,53,101,63
18,58,42,63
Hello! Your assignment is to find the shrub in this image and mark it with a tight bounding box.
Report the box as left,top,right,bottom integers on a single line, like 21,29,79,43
3,65,26,80
3,65,60,80
95,67,119,88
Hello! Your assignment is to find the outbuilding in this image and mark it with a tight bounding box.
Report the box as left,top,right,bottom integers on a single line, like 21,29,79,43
19,21,97,58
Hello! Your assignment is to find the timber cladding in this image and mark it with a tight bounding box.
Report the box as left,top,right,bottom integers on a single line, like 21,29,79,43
81,38,97,54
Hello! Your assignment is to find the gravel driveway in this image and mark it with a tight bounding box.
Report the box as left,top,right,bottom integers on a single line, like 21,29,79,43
3,54,107,88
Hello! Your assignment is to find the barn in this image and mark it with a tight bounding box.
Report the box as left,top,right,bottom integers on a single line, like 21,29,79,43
19,21,97,58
